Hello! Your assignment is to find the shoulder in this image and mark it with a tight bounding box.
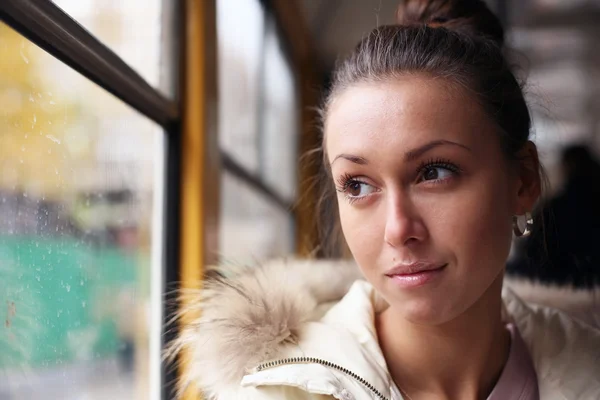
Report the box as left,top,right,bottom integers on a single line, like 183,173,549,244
503,287,600,399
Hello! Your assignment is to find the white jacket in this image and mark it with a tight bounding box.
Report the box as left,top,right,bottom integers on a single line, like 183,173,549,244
171,260,600,400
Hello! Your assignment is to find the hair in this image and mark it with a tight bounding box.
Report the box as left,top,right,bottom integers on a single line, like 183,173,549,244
315,0,539,257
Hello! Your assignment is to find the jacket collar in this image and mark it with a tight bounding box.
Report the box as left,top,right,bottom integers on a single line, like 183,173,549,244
502,286,600,400
241,280,394,399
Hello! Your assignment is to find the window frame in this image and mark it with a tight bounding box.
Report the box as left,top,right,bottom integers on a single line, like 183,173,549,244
0,0,318,398
1,1,183,399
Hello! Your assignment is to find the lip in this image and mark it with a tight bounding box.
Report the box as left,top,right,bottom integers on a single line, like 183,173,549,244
385,262,447,288
385,261,446,276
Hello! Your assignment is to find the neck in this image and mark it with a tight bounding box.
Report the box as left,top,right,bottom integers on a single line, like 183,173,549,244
377,275,510,400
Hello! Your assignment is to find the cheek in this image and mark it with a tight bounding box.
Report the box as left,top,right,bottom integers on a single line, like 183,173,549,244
431,177,514,269
338,201,383,265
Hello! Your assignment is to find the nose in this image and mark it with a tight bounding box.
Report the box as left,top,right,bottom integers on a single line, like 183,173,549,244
383,192,427,248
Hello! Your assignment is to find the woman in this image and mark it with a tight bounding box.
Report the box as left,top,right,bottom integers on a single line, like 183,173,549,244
169,0,600,399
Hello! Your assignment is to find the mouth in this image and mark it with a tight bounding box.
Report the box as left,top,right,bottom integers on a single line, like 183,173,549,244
385,262,447,288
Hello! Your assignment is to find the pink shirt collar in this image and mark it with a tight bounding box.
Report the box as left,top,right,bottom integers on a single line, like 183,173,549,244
487,323,539,400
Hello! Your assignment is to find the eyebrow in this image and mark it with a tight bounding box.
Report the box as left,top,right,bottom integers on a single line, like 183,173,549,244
330,154,369,166
405,140,472,161
330,140,471,166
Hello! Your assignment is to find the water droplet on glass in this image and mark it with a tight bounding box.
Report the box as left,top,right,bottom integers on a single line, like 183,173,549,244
65,284,71,292
35,275,40,282
46,134,61,144
20,48,29,64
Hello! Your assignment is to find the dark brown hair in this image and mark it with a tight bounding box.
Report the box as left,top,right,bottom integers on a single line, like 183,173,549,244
316,0,536,257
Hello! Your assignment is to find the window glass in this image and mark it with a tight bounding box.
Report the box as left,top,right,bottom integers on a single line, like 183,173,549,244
260,16,299,201
51,0,173,97
0,23,163,399
217,0,265,176
219,172,294,264
217,0,299,201
216,0,298,263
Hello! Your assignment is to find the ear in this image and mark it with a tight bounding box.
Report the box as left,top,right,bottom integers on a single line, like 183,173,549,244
514,141,542,215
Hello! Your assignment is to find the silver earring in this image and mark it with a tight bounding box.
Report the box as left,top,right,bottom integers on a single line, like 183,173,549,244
513,212,533,237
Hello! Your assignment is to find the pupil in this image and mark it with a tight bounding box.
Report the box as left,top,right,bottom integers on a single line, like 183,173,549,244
349,182,361,196
425,168,438,180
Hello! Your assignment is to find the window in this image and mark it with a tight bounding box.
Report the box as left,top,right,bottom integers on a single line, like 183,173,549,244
1,0,304,398
51,0,170,97
261,15,299,201
0,0,175,396
217,0,299,263
217,0,265,174
220,172,294,262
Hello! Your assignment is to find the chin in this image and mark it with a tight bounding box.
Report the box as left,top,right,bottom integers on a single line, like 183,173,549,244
392,296,459,326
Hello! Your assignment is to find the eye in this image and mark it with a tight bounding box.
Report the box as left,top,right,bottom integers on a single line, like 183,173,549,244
422,166,454,181
346,180,376,198
335,174,379,203
417,159,461,183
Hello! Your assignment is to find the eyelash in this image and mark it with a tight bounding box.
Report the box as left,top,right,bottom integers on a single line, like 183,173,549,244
416,158,462,182
335,173,360,193
335,173,369,205
335,159,462,204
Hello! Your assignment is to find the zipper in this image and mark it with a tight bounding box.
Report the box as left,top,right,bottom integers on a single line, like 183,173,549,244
255,356,390,400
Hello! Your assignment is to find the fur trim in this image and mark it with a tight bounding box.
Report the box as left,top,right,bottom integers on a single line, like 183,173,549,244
165,259,361,398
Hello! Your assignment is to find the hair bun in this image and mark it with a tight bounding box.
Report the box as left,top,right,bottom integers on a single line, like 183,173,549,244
396,0,505,46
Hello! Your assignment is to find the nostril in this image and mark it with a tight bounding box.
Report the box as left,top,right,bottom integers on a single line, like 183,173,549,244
404,237,420,246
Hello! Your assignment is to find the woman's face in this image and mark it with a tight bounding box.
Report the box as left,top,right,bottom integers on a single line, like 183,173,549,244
325,77,536,325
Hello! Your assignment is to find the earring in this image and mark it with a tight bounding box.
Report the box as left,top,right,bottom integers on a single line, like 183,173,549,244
513,212,533,237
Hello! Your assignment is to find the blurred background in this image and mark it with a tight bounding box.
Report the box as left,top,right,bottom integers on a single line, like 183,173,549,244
0,0,599,399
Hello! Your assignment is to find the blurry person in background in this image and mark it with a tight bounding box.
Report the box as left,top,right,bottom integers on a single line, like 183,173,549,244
508,144,600,288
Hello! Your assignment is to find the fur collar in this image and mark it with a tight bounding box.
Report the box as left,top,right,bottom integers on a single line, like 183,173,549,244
166,259,361,398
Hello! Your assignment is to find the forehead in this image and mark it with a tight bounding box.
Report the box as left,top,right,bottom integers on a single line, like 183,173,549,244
324,77,495,159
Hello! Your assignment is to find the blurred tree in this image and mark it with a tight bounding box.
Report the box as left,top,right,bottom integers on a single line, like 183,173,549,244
0,22,80,200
